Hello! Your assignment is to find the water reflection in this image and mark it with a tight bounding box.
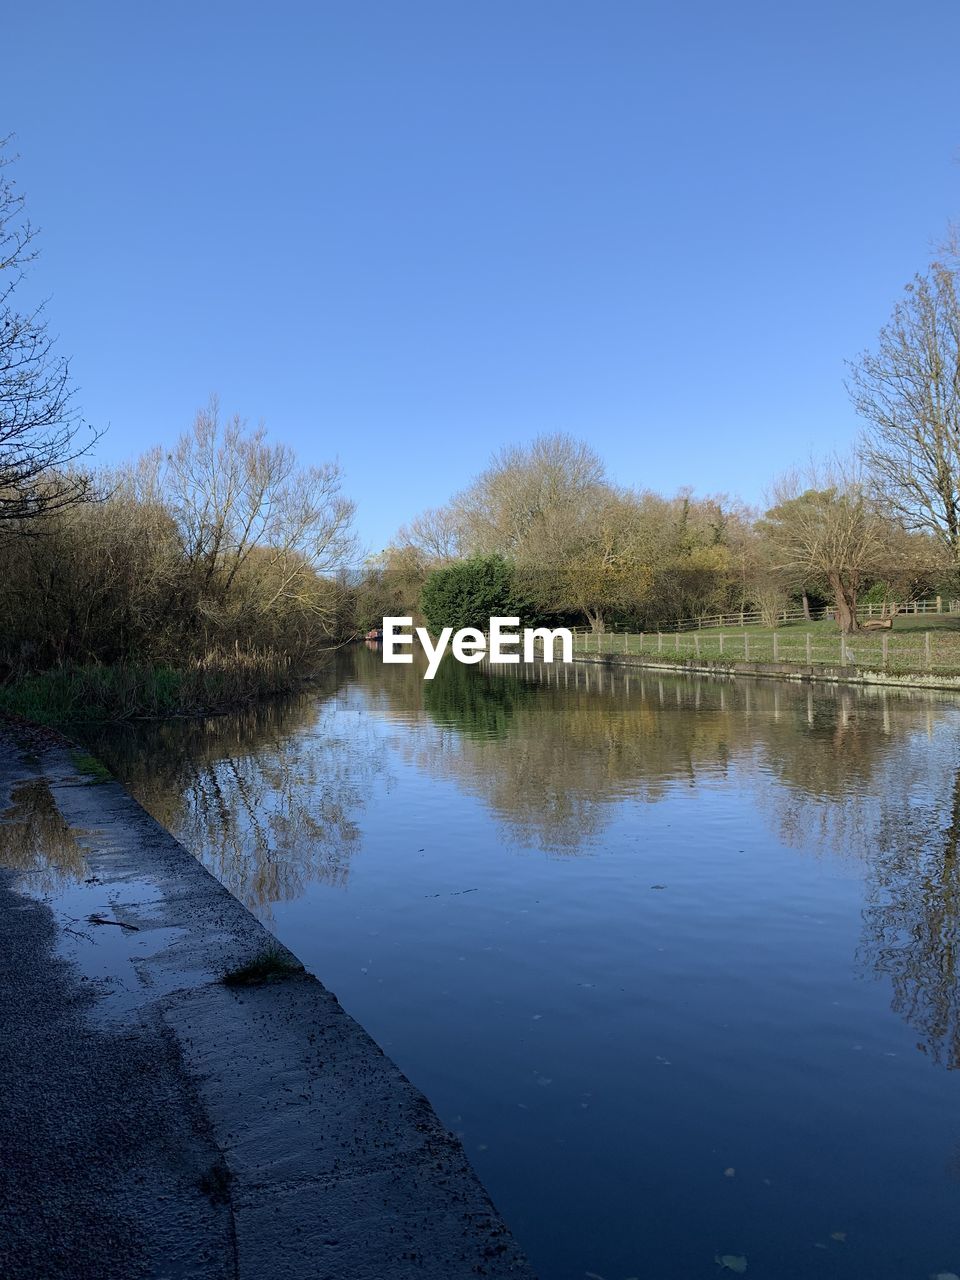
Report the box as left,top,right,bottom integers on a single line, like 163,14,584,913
360,649,959,859
0,779,87,889
859,765,960,1069
81,676,385,915
82,649,960,1072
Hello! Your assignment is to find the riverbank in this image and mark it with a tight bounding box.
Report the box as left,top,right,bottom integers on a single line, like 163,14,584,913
569,649,960,691
0,725,534,1279
0,651,336,725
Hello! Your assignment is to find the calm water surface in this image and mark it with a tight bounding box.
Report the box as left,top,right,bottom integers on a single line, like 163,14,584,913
81,651,960,1280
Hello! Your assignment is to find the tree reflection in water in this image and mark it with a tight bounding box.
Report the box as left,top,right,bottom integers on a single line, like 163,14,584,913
0,779,88,891
358,649,960,1067
859,763,960,1069
84,647,960,1068
81,664,384,916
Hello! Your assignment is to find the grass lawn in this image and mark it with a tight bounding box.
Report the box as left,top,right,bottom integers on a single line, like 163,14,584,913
577,612,960,675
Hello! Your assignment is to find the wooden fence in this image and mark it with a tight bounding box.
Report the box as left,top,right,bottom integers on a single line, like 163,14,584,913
571,596,960,639
568,623,960,674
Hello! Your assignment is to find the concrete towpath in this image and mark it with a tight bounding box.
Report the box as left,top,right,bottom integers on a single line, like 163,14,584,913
0,724,536,1280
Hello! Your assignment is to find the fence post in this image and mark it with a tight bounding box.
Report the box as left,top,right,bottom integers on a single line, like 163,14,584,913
639,632,644,653
674,632,679,654
772,631,779,661
882,633,888,668
658,632,662,654
925,631,932,668
806,633,811,664
937,596,943,613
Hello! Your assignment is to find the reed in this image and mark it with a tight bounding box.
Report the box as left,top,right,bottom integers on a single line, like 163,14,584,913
0,648,310,724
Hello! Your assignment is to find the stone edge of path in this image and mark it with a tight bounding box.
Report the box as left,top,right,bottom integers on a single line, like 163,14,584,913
3,734,536,1280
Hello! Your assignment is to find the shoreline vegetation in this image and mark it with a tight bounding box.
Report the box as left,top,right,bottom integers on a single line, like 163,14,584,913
0,649,333,726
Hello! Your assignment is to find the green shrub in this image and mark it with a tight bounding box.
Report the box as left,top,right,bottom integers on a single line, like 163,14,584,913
420,554,522,633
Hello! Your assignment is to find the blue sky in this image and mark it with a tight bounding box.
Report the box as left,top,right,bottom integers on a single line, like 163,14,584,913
3,1,958,555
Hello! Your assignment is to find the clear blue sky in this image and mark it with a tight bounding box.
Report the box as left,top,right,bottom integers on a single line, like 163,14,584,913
4,1,958,555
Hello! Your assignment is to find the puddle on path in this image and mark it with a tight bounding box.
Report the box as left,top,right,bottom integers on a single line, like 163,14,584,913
0,778,90,888
51,877,186,1020
1,775,190,1022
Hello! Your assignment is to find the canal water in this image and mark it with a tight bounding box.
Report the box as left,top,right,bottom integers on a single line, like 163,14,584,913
80,649,960,1280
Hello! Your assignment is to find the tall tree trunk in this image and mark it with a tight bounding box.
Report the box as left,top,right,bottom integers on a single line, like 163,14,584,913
829,572,859,633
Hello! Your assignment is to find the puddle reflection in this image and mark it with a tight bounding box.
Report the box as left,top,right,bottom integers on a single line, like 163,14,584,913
0,779,88,889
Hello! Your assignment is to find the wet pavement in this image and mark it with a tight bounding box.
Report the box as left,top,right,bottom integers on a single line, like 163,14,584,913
0,727,534,1280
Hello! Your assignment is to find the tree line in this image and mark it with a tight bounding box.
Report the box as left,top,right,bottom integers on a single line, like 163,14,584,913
357,443,945,639
3,133,960,711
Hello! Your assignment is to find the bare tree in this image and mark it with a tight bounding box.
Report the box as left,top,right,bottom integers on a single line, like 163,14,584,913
759,465,888,633
0,138,97,525
450,433,625,624
542,488,655,630
455,433,607,558
849,260,960,562
157,398,357,631
396,504,463,563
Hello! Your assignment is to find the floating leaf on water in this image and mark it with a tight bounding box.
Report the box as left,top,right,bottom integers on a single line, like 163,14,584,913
715,1255,747,1273
931,1273,960,1280
584,1272,606,1280
724,1167,736,1177
830,1231,847,1242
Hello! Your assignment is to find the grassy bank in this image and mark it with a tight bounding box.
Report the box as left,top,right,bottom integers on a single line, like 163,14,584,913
0,649,314,725
574,614,960,676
